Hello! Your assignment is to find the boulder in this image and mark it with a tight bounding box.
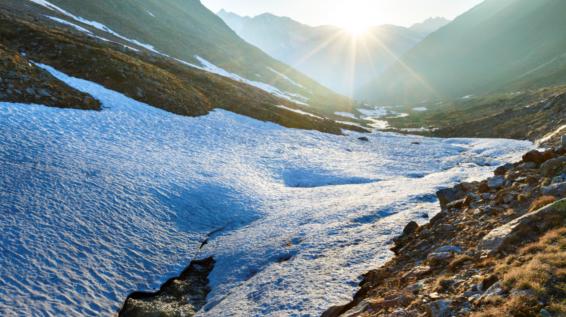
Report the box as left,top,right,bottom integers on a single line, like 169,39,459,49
402,221,419,236
436,186,466,209
479,199,566,254
426,299,453,317
540,156,566,177
487,176,505,189
494,163,513,176
522,150,545,164
358,137,369,142
542,182,566,196
434,245,462,254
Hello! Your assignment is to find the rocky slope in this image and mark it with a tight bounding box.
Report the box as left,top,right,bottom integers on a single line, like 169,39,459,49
324,138,566,316
0,1,363,134
383,86,566,143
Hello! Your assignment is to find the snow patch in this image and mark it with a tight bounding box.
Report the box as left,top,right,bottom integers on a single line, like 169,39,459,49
0,64,534,316
276,105,323,120
267,67,305,89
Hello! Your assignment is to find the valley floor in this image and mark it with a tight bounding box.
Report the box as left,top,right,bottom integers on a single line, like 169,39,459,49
0,65,533,316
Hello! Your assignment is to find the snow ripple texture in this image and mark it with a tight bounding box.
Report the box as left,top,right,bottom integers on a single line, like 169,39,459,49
0,65,533,316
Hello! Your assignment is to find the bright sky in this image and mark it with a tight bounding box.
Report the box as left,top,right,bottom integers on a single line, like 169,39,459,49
201,0,484,29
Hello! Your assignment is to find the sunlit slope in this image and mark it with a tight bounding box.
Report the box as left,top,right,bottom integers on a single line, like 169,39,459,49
358,0,566,104
42,0,352,111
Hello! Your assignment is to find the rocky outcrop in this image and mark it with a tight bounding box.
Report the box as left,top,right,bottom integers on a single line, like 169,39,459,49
480,199,565,254
324,144,566,317
120,257,214,317
0,44,100,109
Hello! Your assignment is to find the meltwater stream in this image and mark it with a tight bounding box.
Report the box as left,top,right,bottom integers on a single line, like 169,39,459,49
0,65,532,316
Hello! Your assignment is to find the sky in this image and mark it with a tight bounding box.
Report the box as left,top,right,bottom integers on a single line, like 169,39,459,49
201,0,485,29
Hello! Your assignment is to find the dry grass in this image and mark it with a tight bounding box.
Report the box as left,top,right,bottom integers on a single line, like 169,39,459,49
529,195,557,212
474,227,566,316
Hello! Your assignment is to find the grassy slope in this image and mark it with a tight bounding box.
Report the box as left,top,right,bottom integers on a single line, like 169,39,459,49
0,2,364,134
43,0,353,113
383,86,566,141
358,0,566,104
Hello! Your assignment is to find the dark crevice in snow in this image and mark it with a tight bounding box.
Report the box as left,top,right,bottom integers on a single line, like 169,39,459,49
119,257,215,317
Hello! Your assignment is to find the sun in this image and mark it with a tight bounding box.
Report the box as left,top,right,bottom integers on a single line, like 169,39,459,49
342,22,369,37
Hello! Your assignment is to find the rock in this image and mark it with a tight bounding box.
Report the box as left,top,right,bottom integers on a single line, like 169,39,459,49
427,251,454,265
436,186,465,209
540,156,566,177
494,163,513,176
478,181,490,193
562,135,566,148
358,137,369,142
435,245,462,254
446,198,466,209
552,173,566,184
479,199,566,254
487,176,505,189
426,299,453,317
340,300,369,317
402,221,419,236
518,161,538,170
402,265,432,280
540,308,552,317
542,182,566,196
522,150,545,164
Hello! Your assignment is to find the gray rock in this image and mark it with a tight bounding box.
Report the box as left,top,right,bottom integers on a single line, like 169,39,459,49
487,176,505,189
436,186,465,209
540,308,552,317
427,251,454,264
479,199,566,254
540,156,566,177
341,300,369,317
552,173,566,184
426,299,453,317
435,245,462,254
562,135,566,148
542,182,566,196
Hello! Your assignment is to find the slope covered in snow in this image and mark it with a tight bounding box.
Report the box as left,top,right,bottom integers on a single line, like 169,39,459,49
0,66,532,316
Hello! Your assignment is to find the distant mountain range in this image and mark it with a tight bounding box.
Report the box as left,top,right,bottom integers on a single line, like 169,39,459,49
218,10,449,95
357,0,566,104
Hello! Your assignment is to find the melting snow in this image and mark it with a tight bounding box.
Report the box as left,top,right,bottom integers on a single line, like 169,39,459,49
335,111,357,119
196,56,309,106
267,67,305,89
276,105,323,120
0,65,533,316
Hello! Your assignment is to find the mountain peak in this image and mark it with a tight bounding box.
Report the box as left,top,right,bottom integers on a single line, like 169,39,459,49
409,16,450,36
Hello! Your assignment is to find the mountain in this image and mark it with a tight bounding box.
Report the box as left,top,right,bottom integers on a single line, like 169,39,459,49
408,17,450,36
24,0,354,114
358,0,566,104
0,0,366,134
218,10,432,96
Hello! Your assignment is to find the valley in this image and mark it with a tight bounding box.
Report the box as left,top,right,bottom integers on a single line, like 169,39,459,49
0,0,565,316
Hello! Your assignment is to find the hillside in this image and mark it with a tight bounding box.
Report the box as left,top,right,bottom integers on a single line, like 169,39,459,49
25,0,353,114
0,0,364,134
218,10,429,96
325,143,566,317
358,0,566,104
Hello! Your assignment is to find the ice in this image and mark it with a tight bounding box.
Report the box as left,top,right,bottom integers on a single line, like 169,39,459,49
0,65,533,316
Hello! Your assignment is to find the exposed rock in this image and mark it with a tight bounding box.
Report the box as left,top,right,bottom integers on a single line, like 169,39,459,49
426,299,453,317
358,137,369,142
479,199,566,254
540,156,566,177
434,245,462,254
487,176,505,189
437,186,465,209
522,150,545,164
542,182,566,196
403,221,419,236
494,163,513,176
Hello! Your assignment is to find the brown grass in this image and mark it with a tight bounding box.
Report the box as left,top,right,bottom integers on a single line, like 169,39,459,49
529,195,557,212
473,227,566,316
